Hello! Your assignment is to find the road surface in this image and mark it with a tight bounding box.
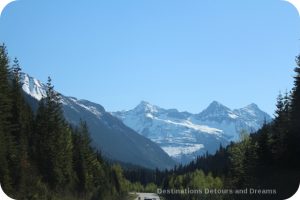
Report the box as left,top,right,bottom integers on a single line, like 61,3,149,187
134,193,160,200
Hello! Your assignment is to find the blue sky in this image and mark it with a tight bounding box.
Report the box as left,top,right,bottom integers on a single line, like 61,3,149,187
0,0,300,115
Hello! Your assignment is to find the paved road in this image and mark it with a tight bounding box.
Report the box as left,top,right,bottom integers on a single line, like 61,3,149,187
134,193,160,200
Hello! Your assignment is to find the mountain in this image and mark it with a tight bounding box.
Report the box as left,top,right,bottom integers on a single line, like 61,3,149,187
20,73,176,169
191,101,272,141
113,101,272,163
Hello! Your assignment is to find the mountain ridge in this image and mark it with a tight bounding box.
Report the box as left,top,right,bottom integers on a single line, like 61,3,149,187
20,73,176,169
113,100,272,163
20,72,272,165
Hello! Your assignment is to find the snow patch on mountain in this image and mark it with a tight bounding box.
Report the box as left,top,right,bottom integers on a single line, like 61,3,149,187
20,73,46,100
69,97,103,118
228,113,239,119
162,144,204,158
20,73,104,119
161,119,222,135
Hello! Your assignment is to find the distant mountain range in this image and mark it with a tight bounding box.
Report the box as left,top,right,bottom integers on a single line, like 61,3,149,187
20,72,272,166
113,101,272,163
20,73,176,169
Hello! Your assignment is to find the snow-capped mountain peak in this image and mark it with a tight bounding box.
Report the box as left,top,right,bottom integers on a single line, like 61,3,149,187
201,101,231,114
233,103,271,129
246,103,259,108
208,100,227,107
196,101,235,122
241,103,261,114
20,73,46,100
133,101,159,114
19,73,106,120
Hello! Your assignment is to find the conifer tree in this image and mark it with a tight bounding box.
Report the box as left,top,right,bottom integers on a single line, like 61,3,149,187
256,122,271,165
73,121,94,193
0,44,13,193
35,77,74,190
270,92,288,162
229,131,258,188
288,55,300,167
9,58,24,190
10,59,35,196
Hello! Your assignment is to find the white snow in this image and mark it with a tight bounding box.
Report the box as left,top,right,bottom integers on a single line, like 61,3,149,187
162,144,204,157
238,107,256,117
20,73,46,100
228,113,239,119
146,113,154,119
160,119,223,135
69,98,102,118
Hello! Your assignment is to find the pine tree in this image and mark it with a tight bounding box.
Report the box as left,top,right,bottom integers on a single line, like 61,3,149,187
256,122,271,165
229,131,258,188
274,92,284,120
0,46,36,198
9,59,35,197
35,77,74,190
73,121,93,193
9,58,24,191
0,44,13,194
288,55,300,167
270,92,288,163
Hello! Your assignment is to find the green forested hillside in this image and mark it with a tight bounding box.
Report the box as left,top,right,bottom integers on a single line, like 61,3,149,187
0,44,131,200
